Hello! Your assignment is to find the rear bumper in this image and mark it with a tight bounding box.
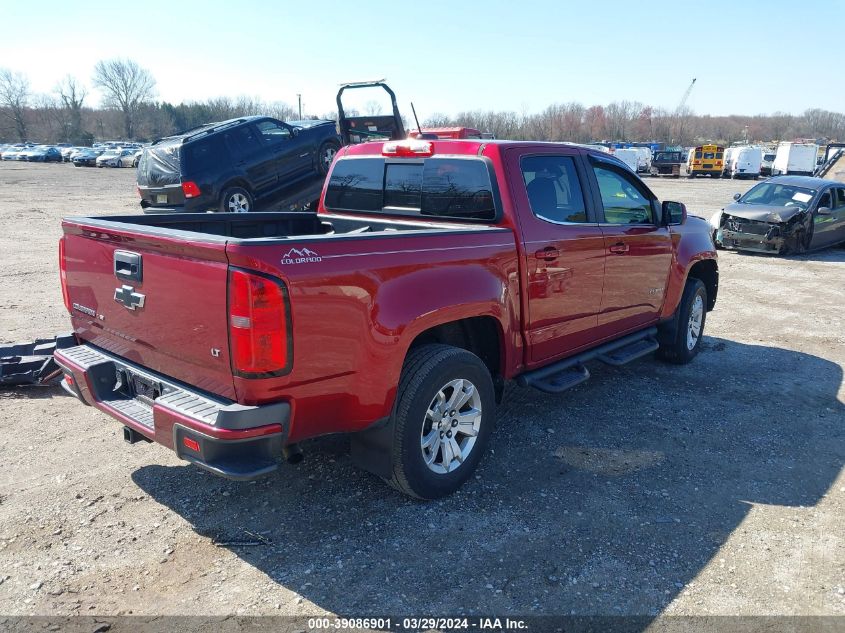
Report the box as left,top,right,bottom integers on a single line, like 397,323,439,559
55,344,289,480
138,185,208,213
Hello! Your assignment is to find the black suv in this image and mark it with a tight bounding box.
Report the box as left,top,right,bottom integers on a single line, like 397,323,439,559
137,117,342,213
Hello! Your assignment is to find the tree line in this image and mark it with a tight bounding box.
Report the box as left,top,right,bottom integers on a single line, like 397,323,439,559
1,60,843,146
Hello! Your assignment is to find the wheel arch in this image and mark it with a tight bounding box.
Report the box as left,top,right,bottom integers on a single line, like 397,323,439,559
406,315,505,402
220,178,252,196
686,258,718,311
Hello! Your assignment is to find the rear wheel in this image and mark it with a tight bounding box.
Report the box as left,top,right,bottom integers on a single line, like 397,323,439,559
657,279,707,365
385,344,495,499
219,186,253,213
317,141,339,176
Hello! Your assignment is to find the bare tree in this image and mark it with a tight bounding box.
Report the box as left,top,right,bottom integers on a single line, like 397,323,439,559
422,113,451,127
364,100,383,116
55,75,87,142
0,68,30,141
33,94,65,140
93,58,156,139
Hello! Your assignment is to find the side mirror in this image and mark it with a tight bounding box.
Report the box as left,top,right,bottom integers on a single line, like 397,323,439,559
662,200,687,226
733,193,741,201
817,206,832,216
291,127,300,137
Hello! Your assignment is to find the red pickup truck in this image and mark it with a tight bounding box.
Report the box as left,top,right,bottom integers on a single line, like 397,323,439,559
56,139,718,499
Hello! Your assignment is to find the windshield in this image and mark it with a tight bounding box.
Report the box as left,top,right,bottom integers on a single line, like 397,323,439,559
739,182,816,209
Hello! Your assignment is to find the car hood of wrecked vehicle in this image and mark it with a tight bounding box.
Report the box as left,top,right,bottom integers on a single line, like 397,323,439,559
722,202,808,224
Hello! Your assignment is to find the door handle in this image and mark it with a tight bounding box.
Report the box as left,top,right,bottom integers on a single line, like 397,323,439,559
608,242,629,254
534,247,560,261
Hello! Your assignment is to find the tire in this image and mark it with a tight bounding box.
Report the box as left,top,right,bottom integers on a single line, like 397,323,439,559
385,344,495,499
711,173,720,179
219,186,253,213
317,141,339,176
657,279,707,365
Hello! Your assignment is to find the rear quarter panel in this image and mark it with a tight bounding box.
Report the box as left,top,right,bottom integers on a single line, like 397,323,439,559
225,228,521,442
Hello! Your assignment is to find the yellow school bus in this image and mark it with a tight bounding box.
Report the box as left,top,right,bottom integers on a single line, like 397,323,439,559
687,144,725,178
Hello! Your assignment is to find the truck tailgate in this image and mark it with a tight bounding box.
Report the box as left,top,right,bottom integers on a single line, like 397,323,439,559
61,220,236,399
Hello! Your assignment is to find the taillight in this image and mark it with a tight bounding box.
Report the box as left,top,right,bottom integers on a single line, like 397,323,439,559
59,237,70,312
228,268,291,377
181,181,201,198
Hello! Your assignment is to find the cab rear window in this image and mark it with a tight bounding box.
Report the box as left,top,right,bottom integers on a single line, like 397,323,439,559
325,157,497,221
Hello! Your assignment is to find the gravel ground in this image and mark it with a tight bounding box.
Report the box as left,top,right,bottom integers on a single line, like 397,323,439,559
0,162,843,620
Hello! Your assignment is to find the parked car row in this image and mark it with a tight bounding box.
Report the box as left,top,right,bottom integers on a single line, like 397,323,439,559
0,142,144,167
0,143,63,162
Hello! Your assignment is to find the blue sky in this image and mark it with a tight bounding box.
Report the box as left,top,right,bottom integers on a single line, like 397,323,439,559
2,0,843,118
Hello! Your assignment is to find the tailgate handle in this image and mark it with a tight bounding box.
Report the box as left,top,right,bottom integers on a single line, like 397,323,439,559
114,251,143,282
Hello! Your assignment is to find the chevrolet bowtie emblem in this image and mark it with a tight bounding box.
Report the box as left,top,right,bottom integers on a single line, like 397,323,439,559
114,285,146,310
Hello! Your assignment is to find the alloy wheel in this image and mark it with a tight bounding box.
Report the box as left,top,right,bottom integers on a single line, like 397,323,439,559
687,294,704,350
420,378,482,474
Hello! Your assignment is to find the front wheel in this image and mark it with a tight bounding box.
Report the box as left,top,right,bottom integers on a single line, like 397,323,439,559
657,279,707,365
386,344,495,499
219,186,253,213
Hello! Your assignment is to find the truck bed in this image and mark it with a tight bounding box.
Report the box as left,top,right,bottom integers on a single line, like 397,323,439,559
69,211,495,242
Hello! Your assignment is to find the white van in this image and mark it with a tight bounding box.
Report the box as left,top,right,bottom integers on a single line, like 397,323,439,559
760,149,776,176
612,148,640,173
772,142,818,176
634,147,652,173
725,146,762,179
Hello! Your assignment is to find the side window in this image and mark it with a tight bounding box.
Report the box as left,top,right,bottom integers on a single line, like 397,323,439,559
184,137,221,173
592,164,655,225
835,188,845,209
520,155,588,223
223,125,262,161
818,191,832,209
255,120,291,145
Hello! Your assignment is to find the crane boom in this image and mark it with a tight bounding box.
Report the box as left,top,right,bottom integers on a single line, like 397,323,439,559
675,78,697,115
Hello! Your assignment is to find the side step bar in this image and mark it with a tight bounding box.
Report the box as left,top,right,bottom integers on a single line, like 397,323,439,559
517,327,659,394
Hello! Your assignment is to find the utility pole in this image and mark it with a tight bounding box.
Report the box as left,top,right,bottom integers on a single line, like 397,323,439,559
297,94,302,119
